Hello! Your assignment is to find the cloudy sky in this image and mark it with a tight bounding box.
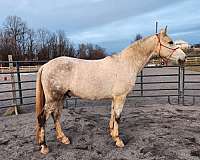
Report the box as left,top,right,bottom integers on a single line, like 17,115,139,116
0,0,199,53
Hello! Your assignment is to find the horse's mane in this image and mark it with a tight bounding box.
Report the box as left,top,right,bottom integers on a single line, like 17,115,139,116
120,35,153,58
107,35,154,62
129,36,151,50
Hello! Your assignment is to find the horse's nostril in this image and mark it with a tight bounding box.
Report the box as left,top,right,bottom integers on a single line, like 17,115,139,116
178,59,185,65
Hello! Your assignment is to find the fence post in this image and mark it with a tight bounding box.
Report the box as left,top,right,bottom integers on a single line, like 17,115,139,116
8,55,18,115
182,65,185,105
179,65,185,105
178,66,181,104
140,70,144,96
16,61,23,105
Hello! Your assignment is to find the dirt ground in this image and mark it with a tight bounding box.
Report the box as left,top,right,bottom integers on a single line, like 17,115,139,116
1,98,200,160
0,67,199,159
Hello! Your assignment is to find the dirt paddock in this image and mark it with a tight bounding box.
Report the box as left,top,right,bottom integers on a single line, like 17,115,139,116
1,99,200,160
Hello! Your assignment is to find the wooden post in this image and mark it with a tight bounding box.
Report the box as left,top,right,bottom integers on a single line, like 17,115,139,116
7,55,18,115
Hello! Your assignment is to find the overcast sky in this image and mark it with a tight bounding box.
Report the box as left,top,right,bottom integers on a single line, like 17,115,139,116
0,0,199,53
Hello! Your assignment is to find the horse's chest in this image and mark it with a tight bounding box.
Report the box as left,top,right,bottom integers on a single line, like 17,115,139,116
112,75,134,95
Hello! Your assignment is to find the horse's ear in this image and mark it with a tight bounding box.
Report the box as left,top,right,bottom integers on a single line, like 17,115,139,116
159,28,165,35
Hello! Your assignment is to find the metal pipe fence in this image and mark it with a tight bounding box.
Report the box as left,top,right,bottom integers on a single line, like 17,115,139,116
0,57,199,109
0,61,44,109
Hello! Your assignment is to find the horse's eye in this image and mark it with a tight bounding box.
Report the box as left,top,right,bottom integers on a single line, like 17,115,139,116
168,41,173,44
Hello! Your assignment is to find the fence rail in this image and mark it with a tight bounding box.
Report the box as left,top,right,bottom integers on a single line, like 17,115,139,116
0,57,199,109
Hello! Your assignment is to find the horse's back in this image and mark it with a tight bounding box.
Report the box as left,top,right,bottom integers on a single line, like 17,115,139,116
40,55,133,100
40,56,114,99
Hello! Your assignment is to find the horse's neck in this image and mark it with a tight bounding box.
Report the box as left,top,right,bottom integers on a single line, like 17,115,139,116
119,35,156,73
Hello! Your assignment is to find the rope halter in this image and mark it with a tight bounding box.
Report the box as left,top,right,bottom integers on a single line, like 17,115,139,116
155,34,179,65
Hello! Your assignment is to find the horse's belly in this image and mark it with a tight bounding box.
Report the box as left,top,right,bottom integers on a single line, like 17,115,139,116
70,80,113,100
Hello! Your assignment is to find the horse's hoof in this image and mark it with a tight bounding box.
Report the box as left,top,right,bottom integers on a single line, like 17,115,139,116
58,136,70,144
40,145,49,154
116,139,124,148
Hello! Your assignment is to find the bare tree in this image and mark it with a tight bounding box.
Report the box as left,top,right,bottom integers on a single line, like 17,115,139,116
36,28,51,60
77,43,106,60
0,15,107,61
36,28,51,48
65,39,76,57
26,29,36,60
48,32,58,59
3,16,28,60
0,29,13,61
91,45,106,60
78,43,87,59
56,30,66,56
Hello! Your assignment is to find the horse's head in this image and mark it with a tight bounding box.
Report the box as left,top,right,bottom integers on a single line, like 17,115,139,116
154,27,186,65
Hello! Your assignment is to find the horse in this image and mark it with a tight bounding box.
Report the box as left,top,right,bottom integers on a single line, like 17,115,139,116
35,28,186,154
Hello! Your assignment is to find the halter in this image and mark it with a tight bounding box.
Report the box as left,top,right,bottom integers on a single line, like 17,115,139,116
155,34,179,65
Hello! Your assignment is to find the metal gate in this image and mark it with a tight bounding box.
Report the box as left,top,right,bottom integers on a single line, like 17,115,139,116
0,59,199,109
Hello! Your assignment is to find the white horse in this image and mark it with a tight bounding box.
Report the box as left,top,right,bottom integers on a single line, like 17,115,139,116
35,28,186,154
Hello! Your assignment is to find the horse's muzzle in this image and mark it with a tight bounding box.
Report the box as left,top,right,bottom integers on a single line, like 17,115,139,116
178,58,186,65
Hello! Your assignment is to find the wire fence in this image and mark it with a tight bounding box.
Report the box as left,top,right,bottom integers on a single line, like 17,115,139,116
0,56,199,109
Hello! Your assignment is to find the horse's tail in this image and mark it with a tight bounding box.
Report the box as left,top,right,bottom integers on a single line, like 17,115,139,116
35,66,45,144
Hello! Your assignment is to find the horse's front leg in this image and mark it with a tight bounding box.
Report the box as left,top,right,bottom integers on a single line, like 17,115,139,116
109,95,126,147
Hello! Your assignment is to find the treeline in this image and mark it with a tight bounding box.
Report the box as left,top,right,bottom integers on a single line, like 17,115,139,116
0,16,107,61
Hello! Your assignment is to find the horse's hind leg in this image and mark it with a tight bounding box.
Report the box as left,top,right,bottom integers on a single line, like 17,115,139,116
51,101,70,144
109,95,126,147
37,108,51,154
